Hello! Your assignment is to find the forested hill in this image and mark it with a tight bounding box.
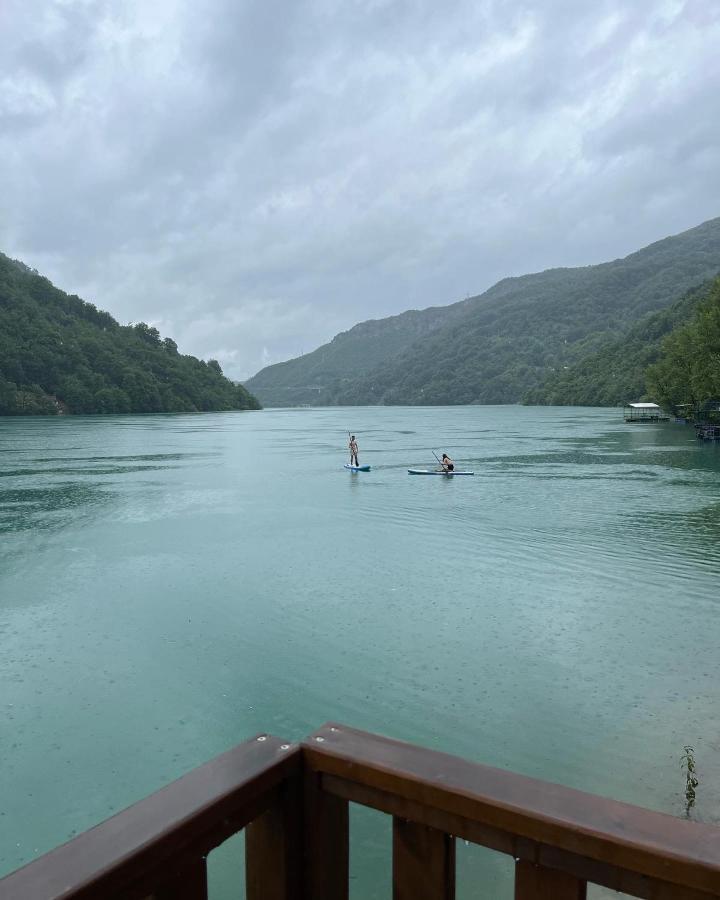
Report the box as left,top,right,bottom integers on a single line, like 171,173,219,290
523,278,717,406
246,216,720,406
0,254,260,415
646,276,720,413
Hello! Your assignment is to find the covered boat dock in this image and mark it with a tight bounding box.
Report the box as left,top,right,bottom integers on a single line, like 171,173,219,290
623,401,669,423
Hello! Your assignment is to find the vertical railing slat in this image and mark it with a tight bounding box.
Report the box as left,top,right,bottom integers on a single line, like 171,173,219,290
303,771,349,900
393,817,455,900
246,779,302,900
515,860,586,899
152,856,208,899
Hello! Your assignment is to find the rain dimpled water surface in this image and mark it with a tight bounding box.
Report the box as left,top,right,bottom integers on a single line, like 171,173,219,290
1,407,719,898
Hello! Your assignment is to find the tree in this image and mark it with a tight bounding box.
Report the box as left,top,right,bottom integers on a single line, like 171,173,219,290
94,386,131,414
647,278,720,412
0,379,18,414
133,322,161,344
60,375,95,414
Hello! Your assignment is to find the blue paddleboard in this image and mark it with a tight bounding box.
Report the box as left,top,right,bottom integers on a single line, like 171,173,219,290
345,464,371,472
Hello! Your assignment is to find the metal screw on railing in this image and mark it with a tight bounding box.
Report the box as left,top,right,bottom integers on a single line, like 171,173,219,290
315,736,325,742
280,744,291,750
257,736,267,742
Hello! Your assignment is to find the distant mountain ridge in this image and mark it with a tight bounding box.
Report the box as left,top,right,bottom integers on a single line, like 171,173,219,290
246,216,720,406
245,301,470,406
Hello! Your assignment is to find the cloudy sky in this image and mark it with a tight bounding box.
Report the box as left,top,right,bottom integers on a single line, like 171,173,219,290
1,0,719,379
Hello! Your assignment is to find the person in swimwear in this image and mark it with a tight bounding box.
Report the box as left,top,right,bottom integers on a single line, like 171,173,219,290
349,435,359,467
440,453,454,472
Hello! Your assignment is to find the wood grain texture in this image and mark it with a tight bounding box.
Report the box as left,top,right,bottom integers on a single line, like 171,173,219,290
246,776,303,900
302,768,349,900
514,860,586,900
393,818,455,900
152,858,208,900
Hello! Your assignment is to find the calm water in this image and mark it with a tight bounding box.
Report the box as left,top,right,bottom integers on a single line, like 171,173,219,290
1,406,719,897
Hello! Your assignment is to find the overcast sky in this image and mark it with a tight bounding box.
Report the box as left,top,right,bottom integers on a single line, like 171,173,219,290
1,0,719,380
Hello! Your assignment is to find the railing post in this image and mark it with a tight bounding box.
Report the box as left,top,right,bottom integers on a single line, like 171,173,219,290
303,769,349,900
515,860,586,899
246,779,303,900
393,817,455,900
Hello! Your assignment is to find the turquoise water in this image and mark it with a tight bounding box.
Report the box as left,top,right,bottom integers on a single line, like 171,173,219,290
1,406,719,897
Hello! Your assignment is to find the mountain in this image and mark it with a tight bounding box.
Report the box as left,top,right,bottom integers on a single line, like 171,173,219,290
246,216,720,406
245,302,469,407
0,254,260,415
523,278,716,406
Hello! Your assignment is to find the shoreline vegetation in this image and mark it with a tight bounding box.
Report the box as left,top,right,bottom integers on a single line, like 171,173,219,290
0,253,260,416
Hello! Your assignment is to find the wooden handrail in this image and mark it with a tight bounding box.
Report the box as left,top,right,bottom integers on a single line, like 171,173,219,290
0,734,300,900
303,723,720,899
2,723,719,899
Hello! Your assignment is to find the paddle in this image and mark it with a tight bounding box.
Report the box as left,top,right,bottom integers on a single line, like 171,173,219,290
432,450,446,472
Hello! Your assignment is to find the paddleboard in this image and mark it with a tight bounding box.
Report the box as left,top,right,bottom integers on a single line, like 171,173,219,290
408,469,474,476
345,464,371,472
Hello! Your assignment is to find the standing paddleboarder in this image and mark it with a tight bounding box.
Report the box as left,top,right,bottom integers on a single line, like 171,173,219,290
349,434,360,467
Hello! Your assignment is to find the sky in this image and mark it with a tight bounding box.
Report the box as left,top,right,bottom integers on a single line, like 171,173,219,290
1,0,719,380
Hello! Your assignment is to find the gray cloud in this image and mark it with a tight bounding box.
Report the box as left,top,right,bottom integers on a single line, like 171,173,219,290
1,0,718,379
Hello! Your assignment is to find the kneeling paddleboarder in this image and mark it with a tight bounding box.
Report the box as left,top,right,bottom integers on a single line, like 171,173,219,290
440,453,454,472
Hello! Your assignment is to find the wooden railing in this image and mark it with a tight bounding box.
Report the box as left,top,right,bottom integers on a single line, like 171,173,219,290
2,723,719,899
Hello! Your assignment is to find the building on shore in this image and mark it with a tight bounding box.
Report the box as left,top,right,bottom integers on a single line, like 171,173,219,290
623,402,669,423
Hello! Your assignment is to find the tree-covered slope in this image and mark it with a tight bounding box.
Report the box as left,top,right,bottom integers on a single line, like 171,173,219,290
647,276,720,413
336,217,720,405
244,302,469,406
523,278,716,406
0,254,260,415
247,215,720,406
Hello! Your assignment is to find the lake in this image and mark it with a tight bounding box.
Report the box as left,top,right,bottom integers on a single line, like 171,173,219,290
1,406,719,897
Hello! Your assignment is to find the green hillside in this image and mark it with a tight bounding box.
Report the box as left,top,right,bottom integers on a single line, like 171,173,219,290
245,302,469,406
0,254,260,415
647,276,720,413
523,279,716,406
247,216,720,407
337,218,720,405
